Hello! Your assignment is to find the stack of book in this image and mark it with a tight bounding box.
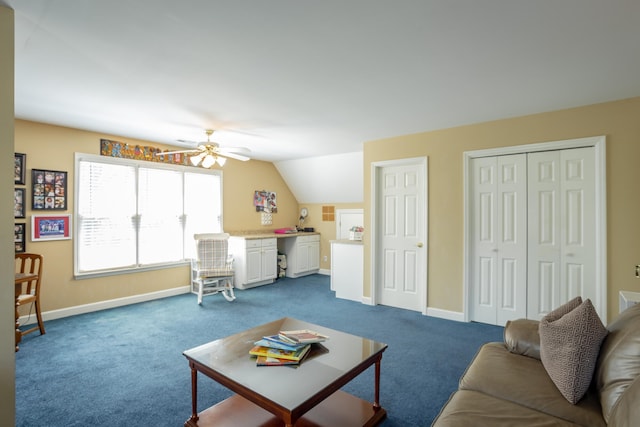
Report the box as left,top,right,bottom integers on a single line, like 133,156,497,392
249,329,329,367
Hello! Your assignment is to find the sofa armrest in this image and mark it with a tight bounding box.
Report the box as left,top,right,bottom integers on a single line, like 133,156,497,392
504,319,541,360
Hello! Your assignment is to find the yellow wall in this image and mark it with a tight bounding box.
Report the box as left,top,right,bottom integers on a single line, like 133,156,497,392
14,119,299,313
364,96,640,322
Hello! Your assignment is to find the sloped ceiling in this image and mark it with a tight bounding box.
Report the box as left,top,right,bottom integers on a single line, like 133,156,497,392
275,152,363,203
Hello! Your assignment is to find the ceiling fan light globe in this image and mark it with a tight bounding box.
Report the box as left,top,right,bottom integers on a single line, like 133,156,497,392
216,156,227,166
201,154,216,168
190,152,205,166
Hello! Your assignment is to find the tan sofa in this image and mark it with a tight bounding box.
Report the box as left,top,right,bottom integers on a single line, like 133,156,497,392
432,303,640,426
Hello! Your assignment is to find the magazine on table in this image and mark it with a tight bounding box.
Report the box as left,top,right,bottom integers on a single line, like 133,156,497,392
249,343,311,361
255,335,308,351
278,329,329,344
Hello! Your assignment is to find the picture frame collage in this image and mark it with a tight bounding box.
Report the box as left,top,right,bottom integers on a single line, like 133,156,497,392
14,153,26,252
14,153,72,252
32,168,67,210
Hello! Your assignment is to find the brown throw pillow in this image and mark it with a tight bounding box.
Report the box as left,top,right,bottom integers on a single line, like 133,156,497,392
539,297,608,404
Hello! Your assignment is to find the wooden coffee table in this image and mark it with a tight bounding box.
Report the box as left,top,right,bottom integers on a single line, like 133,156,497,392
183,317,388,427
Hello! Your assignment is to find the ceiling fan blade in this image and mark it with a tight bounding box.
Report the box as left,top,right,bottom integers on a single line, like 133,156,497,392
219,146,251,155
221,152,250,162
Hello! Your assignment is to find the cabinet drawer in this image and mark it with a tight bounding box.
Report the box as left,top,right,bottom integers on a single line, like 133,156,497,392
246,239,262,249
245,238,277,248
261,238,277,248
297,234,320,243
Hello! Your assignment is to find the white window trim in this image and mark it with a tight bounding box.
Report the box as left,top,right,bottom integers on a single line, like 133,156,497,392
73,152,224,279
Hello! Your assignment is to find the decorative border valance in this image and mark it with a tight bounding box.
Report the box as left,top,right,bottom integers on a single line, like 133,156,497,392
100,139,189,166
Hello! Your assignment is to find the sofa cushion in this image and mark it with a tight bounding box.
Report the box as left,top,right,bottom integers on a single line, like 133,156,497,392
606,376,640,427
459,342,605,427
595,303,640,423
539,297,608,404
431,390,581,427
504,318,541,359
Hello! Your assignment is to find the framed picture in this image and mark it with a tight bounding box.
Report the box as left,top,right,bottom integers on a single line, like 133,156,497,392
32,169,67,210
254,190,277,213
15,223,26,253
14,188,25,218
31,214,72,241
15,153,26,185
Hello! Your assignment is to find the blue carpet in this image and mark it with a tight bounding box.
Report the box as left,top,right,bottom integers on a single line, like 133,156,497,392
16,274,503,426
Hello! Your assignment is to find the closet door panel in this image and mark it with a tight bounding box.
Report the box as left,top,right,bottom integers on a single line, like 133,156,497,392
471,154,527,325
528,147,596,320
470,157,498,324
496,155,527,325
528,151,561,318
561,148,596,306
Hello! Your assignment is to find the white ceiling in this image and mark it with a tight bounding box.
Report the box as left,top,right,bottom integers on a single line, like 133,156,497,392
6,1,640,162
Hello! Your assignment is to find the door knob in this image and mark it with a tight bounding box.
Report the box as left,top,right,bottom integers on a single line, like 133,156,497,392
417,242,423,248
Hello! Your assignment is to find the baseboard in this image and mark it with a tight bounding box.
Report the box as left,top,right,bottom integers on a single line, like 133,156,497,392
425,307,465,322
359,299,465,321
20,281,467,326
318,268,330,275
20,285,191,325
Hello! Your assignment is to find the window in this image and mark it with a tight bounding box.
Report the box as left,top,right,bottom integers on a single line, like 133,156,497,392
74,153,222,277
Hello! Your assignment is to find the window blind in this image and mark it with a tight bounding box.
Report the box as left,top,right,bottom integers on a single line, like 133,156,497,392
75,154,222,277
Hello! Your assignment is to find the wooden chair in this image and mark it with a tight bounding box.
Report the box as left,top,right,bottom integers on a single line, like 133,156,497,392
191,233,236,304
15,253,45,336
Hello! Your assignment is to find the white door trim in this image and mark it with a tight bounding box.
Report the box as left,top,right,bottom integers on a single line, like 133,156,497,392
370,156,428,314
463,136,607,322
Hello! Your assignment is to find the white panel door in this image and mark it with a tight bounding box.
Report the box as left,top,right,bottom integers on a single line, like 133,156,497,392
528,147,596,319
378,163,425,312
470,154,527,325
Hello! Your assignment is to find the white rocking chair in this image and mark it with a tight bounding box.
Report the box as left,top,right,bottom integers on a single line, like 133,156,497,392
191,233,236,304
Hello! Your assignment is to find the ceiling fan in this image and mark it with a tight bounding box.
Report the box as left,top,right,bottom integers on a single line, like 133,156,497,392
156,129,251,167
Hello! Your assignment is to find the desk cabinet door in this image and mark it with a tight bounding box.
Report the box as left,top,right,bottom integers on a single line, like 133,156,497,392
246,247,262,283
262,246,278,280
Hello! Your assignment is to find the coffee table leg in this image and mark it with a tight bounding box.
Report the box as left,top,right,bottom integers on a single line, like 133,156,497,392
188,364,199,425
374,355,382,409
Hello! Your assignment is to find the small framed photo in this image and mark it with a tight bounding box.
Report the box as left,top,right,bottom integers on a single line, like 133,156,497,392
15,153,26,185
14,188,25,218
31,214,72,241
15,223,26,253
32,169,67,210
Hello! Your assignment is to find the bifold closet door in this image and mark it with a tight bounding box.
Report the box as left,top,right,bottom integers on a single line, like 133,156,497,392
470,154,527,325
527,147,596,320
